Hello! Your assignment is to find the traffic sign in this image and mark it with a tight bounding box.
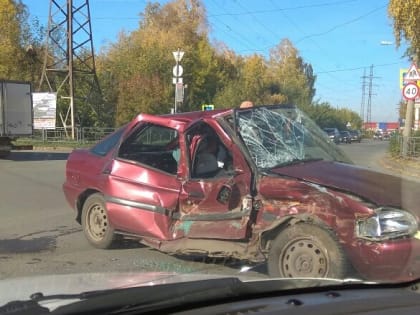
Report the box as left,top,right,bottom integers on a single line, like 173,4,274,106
402,82,419,100
405,64,420,81
172,50,184,62
173,65,183,77
172,77,183,84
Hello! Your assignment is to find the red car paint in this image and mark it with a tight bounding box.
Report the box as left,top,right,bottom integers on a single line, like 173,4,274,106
63,105,420,281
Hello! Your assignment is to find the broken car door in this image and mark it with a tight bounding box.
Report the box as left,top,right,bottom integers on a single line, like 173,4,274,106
175,121,253,240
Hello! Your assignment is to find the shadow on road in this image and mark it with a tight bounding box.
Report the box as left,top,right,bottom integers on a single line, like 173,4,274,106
111,239,147,250
3,151,70,161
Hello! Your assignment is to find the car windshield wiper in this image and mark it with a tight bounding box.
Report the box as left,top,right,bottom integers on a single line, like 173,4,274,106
0,277,371,315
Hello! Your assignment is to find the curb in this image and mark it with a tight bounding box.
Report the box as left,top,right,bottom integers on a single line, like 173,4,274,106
32,146,75,152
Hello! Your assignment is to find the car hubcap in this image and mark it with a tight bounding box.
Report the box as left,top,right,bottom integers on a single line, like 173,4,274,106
86,204,108,241
280,238,328,277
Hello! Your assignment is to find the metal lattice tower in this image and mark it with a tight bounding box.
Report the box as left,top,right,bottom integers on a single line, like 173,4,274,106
39,0,102,139
366,65,374,124
360,68,367,124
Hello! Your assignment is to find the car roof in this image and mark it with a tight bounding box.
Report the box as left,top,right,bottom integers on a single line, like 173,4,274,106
129,104,298,131
127,108,232,133
161,108,232,123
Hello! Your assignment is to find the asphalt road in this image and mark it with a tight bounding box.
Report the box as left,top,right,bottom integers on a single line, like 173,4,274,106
339,138,391,173
0,140,400,280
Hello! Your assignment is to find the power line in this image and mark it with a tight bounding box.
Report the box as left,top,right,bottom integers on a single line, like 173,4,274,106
208,0,359,17
207,0,259,52
296,4,386,43
317,62,402,74
231,1,278,48
267,0,356,87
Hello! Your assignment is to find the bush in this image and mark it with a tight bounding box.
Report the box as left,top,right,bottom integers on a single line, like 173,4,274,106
389,133,400,157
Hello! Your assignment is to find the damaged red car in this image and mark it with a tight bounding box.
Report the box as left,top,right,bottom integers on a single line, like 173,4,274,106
63,105,420,281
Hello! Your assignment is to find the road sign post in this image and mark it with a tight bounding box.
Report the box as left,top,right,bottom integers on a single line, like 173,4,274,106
172,49,184,113
402,63,420,157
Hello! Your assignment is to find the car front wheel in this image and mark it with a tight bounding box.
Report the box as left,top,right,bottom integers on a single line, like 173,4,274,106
267,223,349,279
81,193,115,249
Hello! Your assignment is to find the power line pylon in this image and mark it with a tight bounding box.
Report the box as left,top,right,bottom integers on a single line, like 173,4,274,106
366,64,378,125
360,68,367,125
39,0,102,139
366,65,373,124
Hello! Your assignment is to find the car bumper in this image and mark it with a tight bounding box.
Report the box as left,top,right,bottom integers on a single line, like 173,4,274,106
348,235,420,282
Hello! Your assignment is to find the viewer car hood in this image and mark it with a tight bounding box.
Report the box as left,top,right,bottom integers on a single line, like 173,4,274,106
0,272,236,309
271,160,420,214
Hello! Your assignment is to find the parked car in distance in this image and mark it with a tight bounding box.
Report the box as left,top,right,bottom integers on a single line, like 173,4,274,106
382,131,391,140
63,105,420,282
339,130,352,144
349,130,362,143
323,127,341,144
373,130,383,140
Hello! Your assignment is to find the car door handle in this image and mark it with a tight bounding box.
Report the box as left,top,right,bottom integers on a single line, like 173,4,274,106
188,191,205,199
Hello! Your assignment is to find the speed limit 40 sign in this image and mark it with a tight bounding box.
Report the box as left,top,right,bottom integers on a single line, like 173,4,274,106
402,82,419,100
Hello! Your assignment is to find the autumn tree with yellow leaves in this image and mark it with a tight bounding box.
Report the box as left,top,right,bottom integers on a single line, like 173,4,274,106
388,0,420,61
0,0,44,82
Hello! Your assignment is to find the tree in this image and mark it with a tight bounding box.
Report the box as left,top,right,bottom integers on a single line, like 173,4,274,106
98,0,218,124
305,101,362,130
268,39,315,108
212,52,283,107
388,0,419,156
97,1,320,124
0,0,44,83
388,0,420,61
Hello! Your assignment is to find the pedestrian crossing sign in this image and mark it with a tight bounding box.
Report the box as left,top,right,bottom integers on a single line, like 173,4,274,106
405,64,420,81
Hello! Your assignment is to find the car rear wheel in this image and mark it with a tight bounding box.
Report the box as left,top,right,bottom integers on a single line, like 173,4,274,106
81,193,115,249
267,223,349,279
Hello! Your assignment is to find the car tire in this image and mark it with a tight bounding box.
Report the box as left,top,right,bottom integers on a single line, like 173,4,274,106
81,193,115,249
267,223,349,279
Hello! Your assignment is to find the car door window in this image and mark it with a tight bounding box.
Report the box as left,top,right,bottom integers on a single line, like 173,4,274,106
187,124,232,179
118,123,179,175
90,126,126,156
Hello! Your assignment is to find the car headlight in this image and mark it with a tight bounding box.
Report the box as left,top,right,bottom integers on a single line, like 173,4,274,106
356,207,418,241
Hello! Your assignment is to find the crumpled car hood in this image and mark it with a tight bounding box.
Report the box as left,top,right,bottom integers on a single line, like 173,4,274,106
270,160,420,214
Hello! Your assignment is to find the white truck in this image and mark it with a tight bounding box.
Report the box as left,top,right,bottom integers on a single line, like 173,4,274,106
0,80,33,157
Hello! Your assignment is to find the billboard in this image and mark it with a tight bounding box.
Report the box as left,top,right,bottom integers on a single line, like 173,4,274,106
32,92,57,129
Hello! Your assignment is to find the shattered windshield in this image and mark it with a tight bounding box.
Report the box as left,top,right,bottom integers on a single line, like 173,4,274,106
236,106,352,169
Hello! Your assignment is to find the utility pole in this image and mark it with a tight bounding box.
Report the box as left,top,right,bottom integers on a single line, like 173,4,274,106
39,0,102,139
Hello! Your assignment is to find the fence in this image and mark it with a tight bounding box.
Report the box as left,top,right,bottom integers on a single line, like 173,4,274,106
31,127,117,144
396,136,420,158
24,128,420,157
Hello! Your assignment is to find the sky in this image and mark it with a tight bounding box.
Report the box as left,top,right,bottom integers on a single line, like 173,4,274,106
22,0,412,122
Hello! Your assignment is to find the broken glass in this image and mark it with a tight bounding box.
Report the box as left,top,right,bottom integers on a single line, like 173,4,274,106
236,106,351,169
